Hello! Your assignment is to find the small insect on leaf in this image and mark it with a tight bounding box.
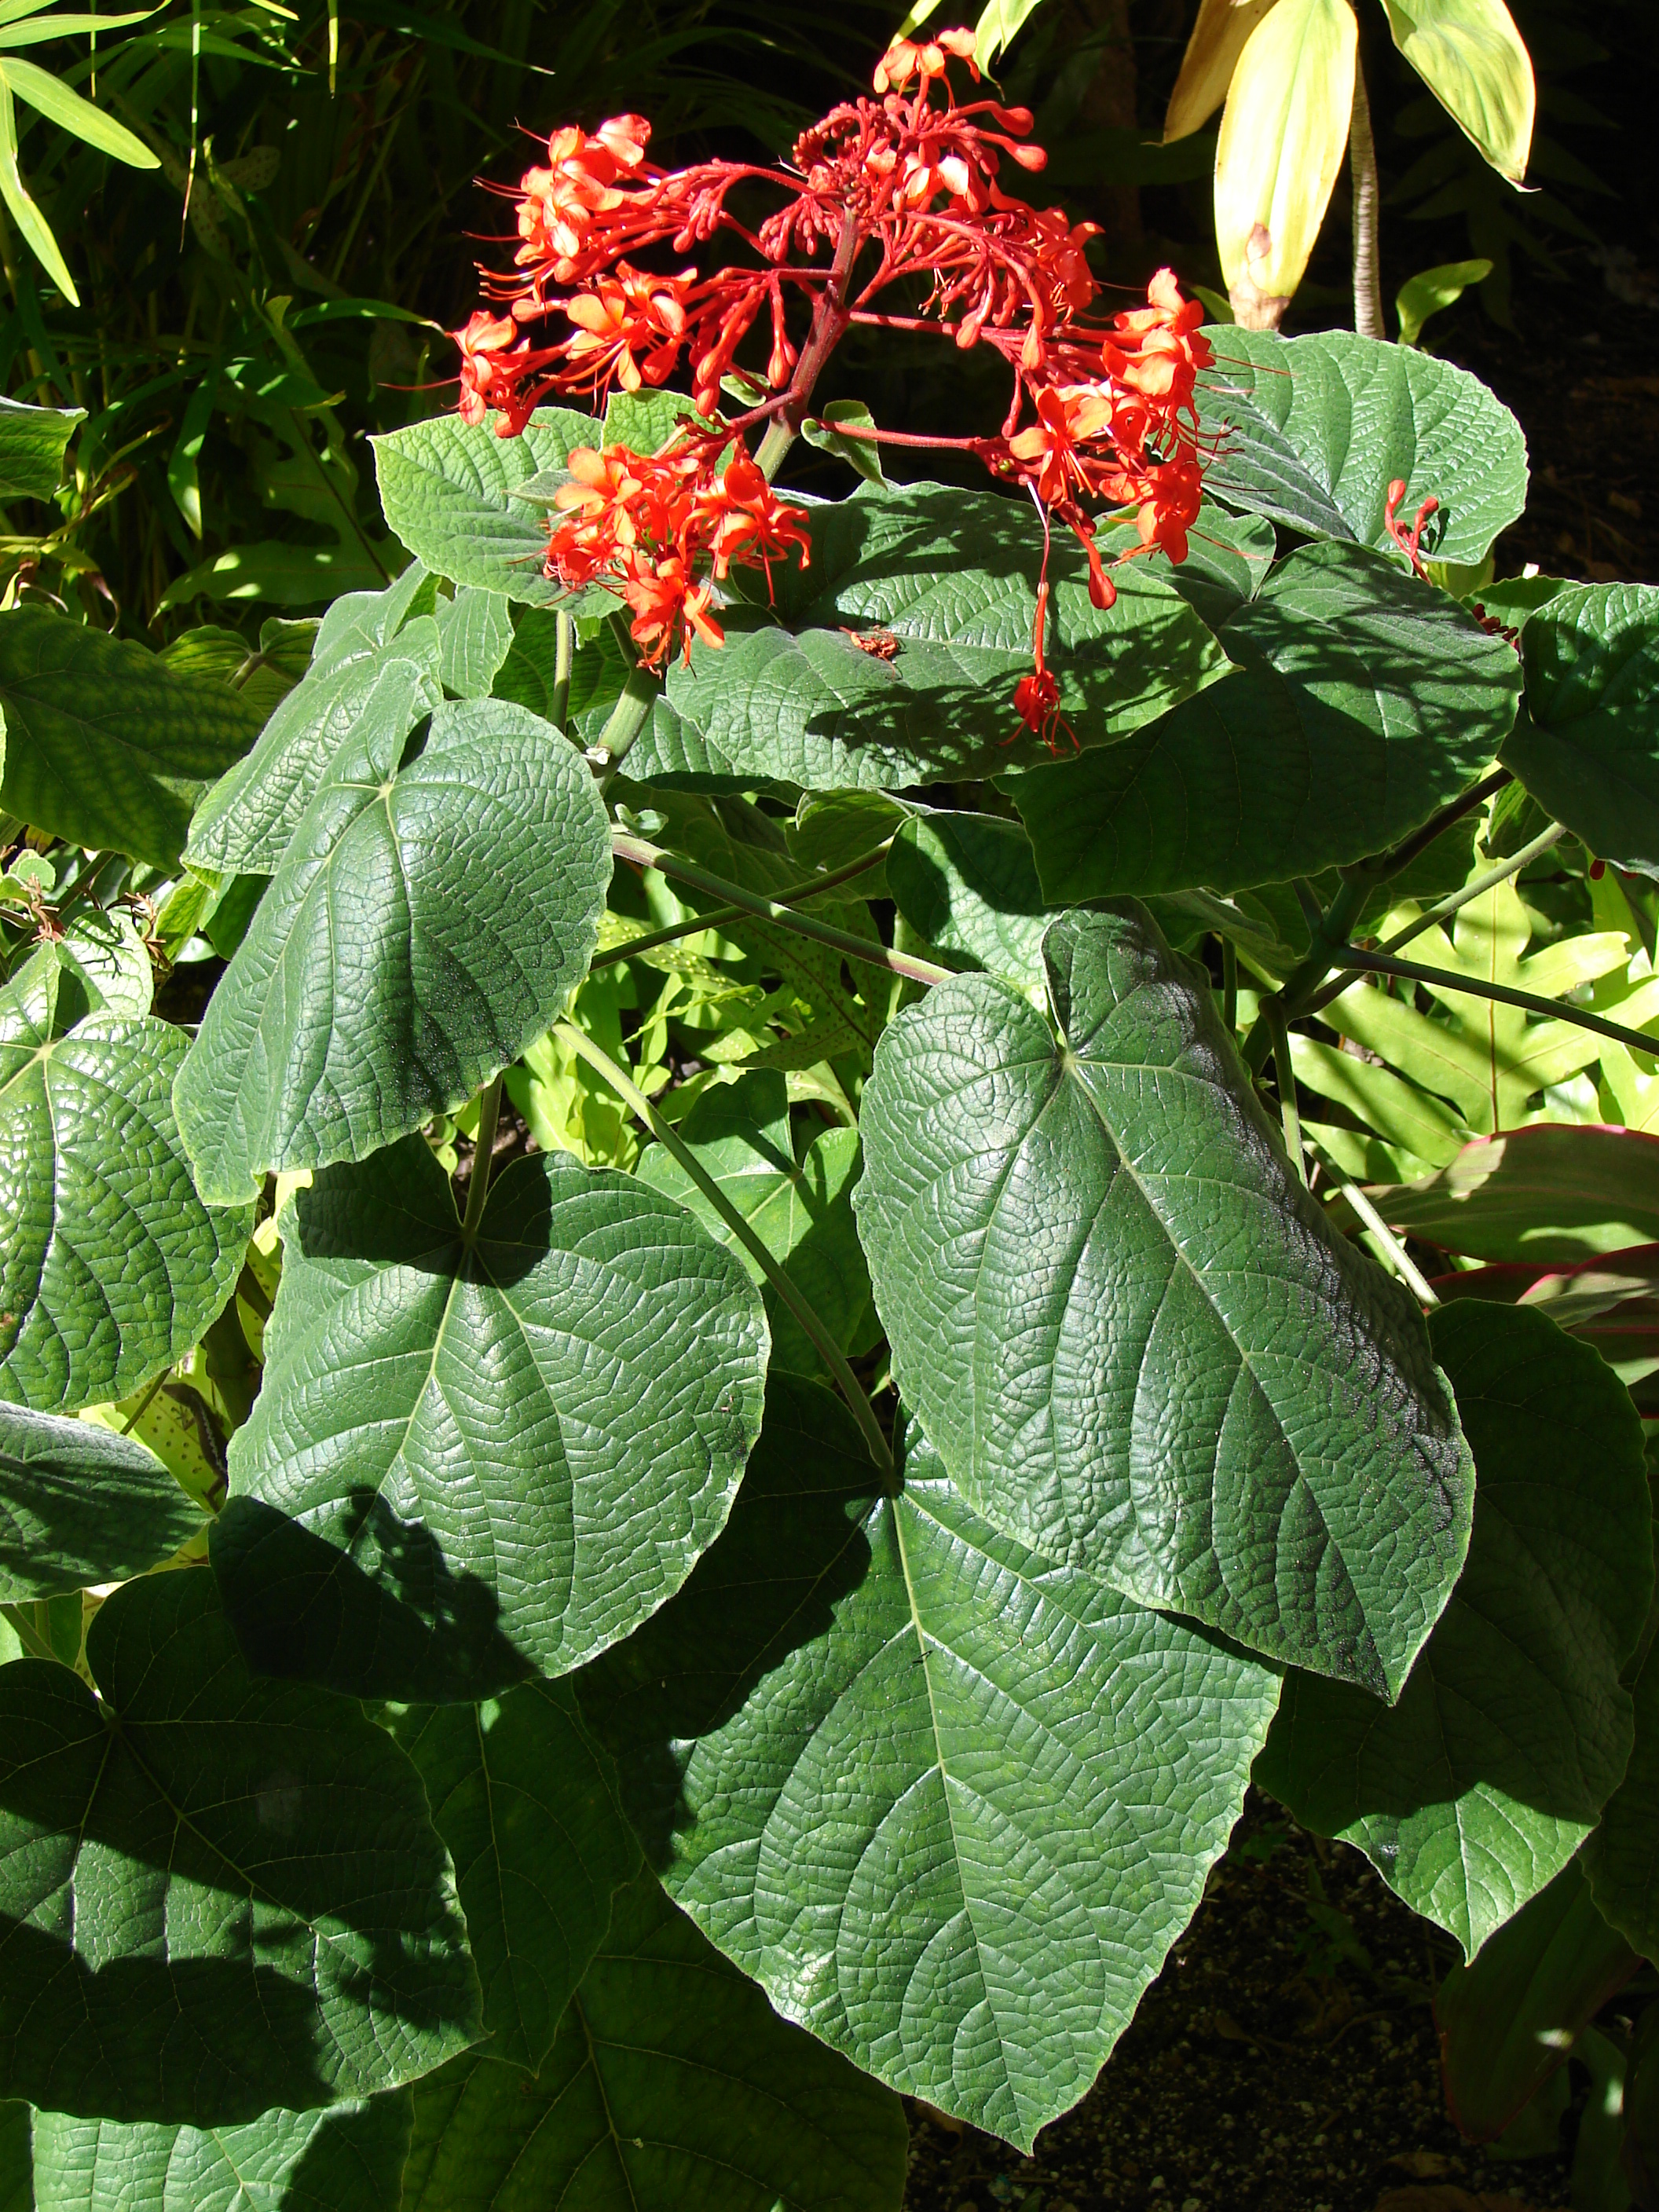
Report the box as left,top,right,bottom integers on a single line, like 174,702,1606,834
841,628,901,660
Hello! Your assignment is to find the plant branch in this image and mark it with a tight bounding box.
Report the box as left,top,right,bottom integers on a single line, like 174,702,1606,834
1350,769,1512,886
610,830,954,988
1307,1139,1441,1307
755,207,861,483
591,839,895,971
553,1020,896,1485
1335,944,1659,1059
1349,47,1385,341
460,1075,503,1238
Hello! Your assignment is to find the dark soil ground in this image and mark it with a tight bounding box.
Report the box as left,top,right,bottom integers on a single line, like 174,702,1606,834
899,1795,1579,2212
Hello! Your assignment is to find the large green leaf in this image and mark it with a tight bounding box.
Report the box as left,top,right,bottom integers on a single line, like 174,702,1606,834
1256,1300,1650,1957
581,1376,1280,2148
0,396,81,502
371,409,599,606
886,810,1053,991
0,608,262,868
1437,1861,1636,2141
853,904,1474,1697
402,1866,907,2212
634,1069,871,1379
212,1134,767,1700
1500,583,1659,875
1588,1630,1659,1962
0,998,253,1415
392,1679,640,2074
1196,325,1528,560
434,586,515,701
174,697,612,1205
661,480,1229,789
0,1404,203,1599
29,2097,412,2212
1361,1125,1659,1262
1005,540,1521,899
0,1569,480,2123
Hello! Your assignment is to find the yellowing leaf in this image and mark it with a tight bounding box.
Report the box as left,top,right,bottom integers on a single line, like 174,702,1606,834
1380,0,1534,185
1214,0,1355,324
1165,0,1284,142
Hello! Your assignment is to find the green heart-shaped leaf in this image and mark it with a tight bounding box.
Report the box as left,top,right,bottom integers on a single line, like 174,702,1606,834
0,1001,252,1415
174,697,612,1204
661,481,1229,789
886,810,1053,990
1006,540,1521,899
392,1680,641,2074
212,1134,767,1700
1501,582,1659,875
853,903,1474,1695
0,607,263,868
29,2095,412,2212
401,1867,906,2212
0,1403,204,1599
0,1569,480,2123
1197,325,1528,561
582,1376,1281,2149
371,408,599,606
1258,1299,1651,1957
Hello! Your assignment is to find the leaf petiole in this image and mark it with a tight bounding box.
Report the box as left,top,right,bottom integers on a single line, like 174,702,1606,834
590,837,895,972
1336,943,1659,1060
552,1020,896,1487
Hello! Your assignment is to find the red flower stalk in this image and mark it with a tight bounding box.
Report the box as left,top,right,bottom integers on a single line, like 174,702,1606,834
1384,478,1440,579
452,27,1214,720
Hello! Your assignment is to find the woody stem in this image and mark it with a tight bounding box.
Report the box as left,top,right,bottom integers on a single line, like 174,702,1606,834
755,208,862,484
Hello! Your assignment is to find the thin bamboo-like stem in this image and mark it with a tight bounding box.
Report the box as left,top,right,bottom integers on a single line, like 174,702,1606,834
554,1021,896,1485
1349,49,1385,339
1308,1141,1441,1306
591,839,895,971
1336,945,1659,1059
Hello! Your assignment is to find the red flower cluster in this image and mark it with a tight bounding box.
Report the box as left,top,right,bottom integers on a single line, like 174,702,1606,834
451,27,1215,722
548,436,811,668
1384,478,1440,580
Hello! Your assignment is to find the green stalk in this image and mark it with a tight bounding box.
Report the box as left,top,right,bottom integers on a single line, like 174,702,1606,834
591,838,895,972
551,610,574,735
460,1075,503,1239
612,830,953,989
1264,1002,1306,1188
1221,937,1238,1035
554,1020,895,1485
1243,875,1370,1073
1306,1141,1441,1307
1336,944,1659,1058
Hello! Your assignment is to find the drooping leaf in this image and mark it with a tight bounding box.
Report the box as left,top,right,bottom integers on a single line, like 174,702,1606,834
434,586,516,701
853,904,1474,1696
1380,0,1534,184
1256,1300,1650,1957
0,1569,481,2123
0,1403,203,1599
174,697,612,1205
0,608,263,868
1163,0,1283,140
581,1377,1281,2148
401,1867,907,2212
885,810,1053,990
1213,0,1355,317
391,1680,641,2073
0,394,80,502
1361,1125,1659,1263
661,480,1229,789
1196,326,1529,561
0,1003,253,1415
371,408,600,606
29,2096,412,2212
1500,583,1659,876
1005,540,1520,900
212,1133,767,1700
634,1069,871,1378
1436,1861,1636,2142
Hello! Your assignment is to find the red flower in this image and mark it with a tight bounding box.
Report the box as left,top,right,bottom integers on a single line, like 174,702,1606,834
873,27,977,95
1007,385,1115,506
450,310,558,436
619,552,724,666
562,264,694,397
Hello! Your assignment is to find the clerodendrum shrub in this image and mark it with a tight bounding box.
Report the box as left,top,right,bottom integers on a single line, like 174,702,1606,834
2,24,1659,2209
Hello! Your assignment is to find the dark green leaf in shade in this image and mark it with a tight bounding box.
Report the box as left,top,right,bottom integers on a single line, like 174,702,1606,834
212,1135,767,1700
1588,1624,1659,1961
174,697,612,1205
0,2104,26,2212
853,904,1474,1697
371,408,601,606
0,396,82,502
886,811,1053,989
1500,583,1659,875
391,1680,641,2074
0,1404,204,1599
0,1005,254,1415
1256,1301,1651,1957
1436,1861,1637,2141
661,481,1229,789
28,2095,412,2211
0,609,263,868
1005,540,1522,901
1099,500,1276,630
580,1376,1282,2150
434,588,516,701
0,1569,481,2124
401,1867,907,2212
634,1070,871,1379
1196,326,1528,562
1359,1126,1659,1264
